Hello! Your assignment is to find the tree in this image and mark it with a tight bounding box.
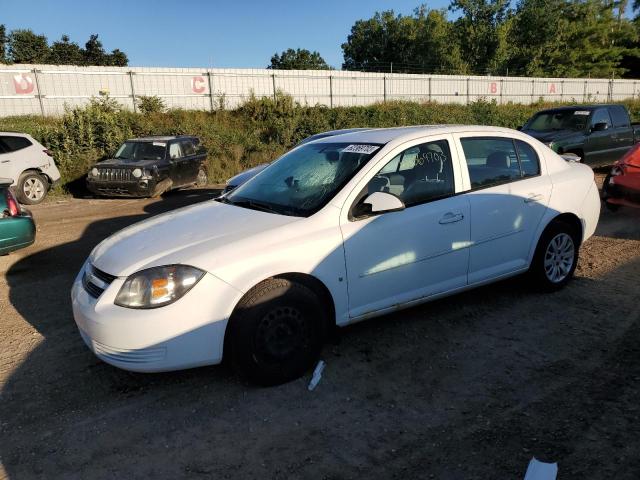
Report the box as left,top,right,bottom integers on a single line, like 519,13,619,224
268,48,330,70
8,29,49,63
341,8,467,73
107,48,128,66
0,25,7,63
449,0,512,74
47,35,83,65
83,34,107,65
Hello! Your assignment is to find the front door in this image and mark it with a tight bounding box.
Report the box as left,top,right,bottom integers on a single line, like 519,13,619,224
456,135,551,284
584,108,615,165
340,137,470,319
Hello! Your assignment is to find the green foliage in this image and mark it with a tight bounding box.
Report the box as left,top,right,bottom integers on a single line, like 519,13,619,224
0,25,128,66
4,94,640,193
8,29,49,63
268,48,331,70
136,95,167,114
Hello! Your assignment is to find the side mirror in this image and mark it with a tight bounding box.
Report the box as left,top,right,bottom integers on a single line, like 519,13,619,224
197,146,207,155
591,122,609,132
353,191,405,218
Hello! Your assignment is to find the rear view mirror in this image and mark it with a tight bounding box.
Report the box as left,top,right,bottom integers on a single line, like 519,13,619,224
354,191,405,218
591,122,609,132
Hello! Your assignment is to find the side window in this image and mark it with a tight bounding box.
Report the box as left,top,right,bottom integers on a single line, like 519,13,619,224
364,139,455,206
169,142,183,159
461,137,521,189
0,136,32,153
591,108,612,128
609,106,629,128
515,140,540,177
180,140,195,156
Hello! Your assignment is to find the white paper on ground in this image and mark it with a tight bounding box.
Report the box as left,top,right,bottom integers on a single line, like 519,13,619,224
307,360,326,391
523,457,558,480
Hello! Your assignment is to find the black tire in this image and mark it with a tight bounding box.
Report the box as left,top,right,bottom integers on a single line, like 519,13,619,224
16,171,48,204
228,278,326,386
529,220,580,291
605,200,621,212
196,167,208,187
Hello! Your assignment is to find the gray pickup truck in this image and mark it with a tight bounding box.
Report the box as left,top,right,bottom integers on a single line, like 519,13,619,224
520,104,640,166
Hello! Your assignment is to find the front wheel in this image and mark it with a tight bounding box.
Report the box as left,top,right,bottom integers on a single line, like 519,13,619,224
16,171,48,204
529,221,580,291
228,278,326,386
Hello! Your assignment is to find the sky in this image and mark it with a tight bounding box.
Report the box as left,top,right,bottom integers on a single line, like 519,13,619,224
1,0,451,69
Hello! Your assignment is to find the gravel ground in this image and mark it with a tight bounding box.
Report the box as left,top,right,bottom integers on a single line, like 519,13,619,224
1,180,639,480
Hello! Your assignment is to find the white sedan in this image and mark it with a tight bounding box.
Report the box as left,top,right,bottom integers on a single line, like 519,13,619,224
71,126,600,385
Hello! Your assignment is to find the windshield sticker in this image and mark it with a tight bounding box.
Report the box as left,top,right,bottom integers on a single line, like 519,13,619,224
574,111,590,116
342,144,380,154
153,142,167,147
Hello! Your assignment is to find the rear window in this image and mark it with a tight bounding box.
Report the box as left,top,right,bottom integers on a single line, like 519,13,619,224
609,106,629,128
0,136,32,153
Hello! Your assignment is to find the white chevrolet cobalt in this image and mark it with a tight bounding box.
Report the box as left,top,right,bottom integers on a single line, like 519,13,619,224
72,126,600,385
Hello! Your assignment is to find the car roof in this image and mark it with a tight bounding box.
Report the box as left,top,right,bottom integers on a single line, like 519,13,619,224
126,135,198,142
535,104,621,114
311,125,521,145
0,132,31,137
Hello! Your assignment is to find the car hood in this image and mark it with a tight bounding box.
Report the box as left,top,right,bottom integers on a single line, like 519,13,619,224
522,129,582,143
89,200,299,277
94,158,160,168
227,164,270,187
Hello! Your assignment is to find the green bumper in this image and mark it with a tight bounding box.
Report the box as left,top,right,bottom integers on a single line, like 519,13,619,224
0,212,36,255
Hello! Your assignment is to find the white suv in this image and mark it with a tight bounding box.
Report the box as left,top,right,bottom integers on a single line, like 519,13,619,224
0,132,61,204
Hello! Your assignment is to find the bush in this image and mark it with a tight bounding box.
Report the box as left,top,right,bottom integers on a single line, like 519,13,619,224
136,95,166,114
2,94,639,193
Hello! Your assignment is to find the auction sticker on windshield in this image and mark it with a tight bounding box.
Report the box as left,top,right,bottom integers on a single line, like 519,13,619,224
153,142,167,147
342,144,380,154
574,111,590,116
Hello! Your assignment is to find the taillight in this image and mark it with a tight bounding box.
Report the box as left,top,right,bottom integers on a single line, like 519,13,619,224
43,149,53,157
5,189,19,217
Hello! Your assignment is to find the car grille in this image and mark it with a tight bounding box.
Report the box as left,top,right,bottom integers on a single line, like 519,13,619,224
96,168,134,182
82,264,117,299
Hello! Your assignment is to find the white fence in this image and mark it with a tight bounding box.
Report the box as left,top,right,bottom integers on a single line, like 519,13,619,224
0,64,638,117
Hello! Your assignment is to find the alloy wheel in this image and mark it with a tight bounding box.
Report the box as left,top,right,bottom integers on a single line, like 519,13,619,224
543,233,575,283
23,177,45,202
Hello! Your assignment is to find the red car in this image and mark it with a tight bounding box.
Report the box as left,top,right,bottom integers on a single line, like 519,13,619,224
602,143,640,210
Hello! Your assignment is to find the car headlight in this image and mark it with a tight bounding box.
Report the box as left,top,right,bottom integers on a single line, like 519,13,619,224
115,265,205,309
132,168,143,178
90,167,99,177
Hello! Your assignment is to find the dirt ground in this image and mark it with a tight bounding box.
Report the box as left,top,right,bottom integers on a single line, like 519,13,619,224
1,180,640,480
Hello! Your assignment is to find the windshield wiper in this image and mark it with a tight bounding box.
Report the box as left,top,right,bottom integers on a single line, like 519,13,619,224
216,197,280,214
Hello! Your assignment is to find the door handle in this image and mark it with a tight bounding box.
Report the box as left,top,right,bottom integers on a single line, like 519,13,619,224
524,193,544,203
0,160,9,163
439,212,464,224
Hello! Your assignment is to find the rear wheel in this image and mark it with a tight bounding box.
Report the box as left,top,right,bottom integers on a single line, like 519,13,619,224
228,278,326,386
529,221,580,291
16,171,48,204
196,167,208,187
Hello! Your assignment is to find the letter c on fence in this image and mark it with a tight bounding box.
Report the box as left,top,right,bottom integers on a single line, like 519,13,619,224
191,76,206,94
489,82,498,94
13,74,35,94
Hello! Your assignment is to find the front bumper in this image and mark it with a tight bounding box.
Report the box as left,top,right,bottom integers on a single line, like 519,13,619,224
71,262,240,372
603,175,640,208
86,178,157,198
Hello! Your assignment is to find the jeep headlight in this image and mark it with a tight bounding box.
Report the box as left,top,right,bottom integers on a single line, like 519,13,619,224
115,265,205,309
90,167,99,177
132,168,143,178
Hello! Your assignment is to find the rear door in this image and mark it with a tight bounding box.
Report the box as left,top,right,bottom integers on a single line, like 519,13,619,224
168,141,187,186
608,105,634,160
178,139,200,184
454,135,551,284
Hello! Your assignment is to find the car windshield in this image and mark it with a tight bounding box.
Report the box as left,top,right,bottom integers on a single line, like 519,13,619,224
114,141,167,161
220,142,383,217
526,110,590,132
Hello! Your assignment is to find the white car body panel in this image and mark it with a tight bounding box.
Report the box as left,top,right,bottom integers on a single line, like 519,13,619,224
0,132,61,186
72,125,600,372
